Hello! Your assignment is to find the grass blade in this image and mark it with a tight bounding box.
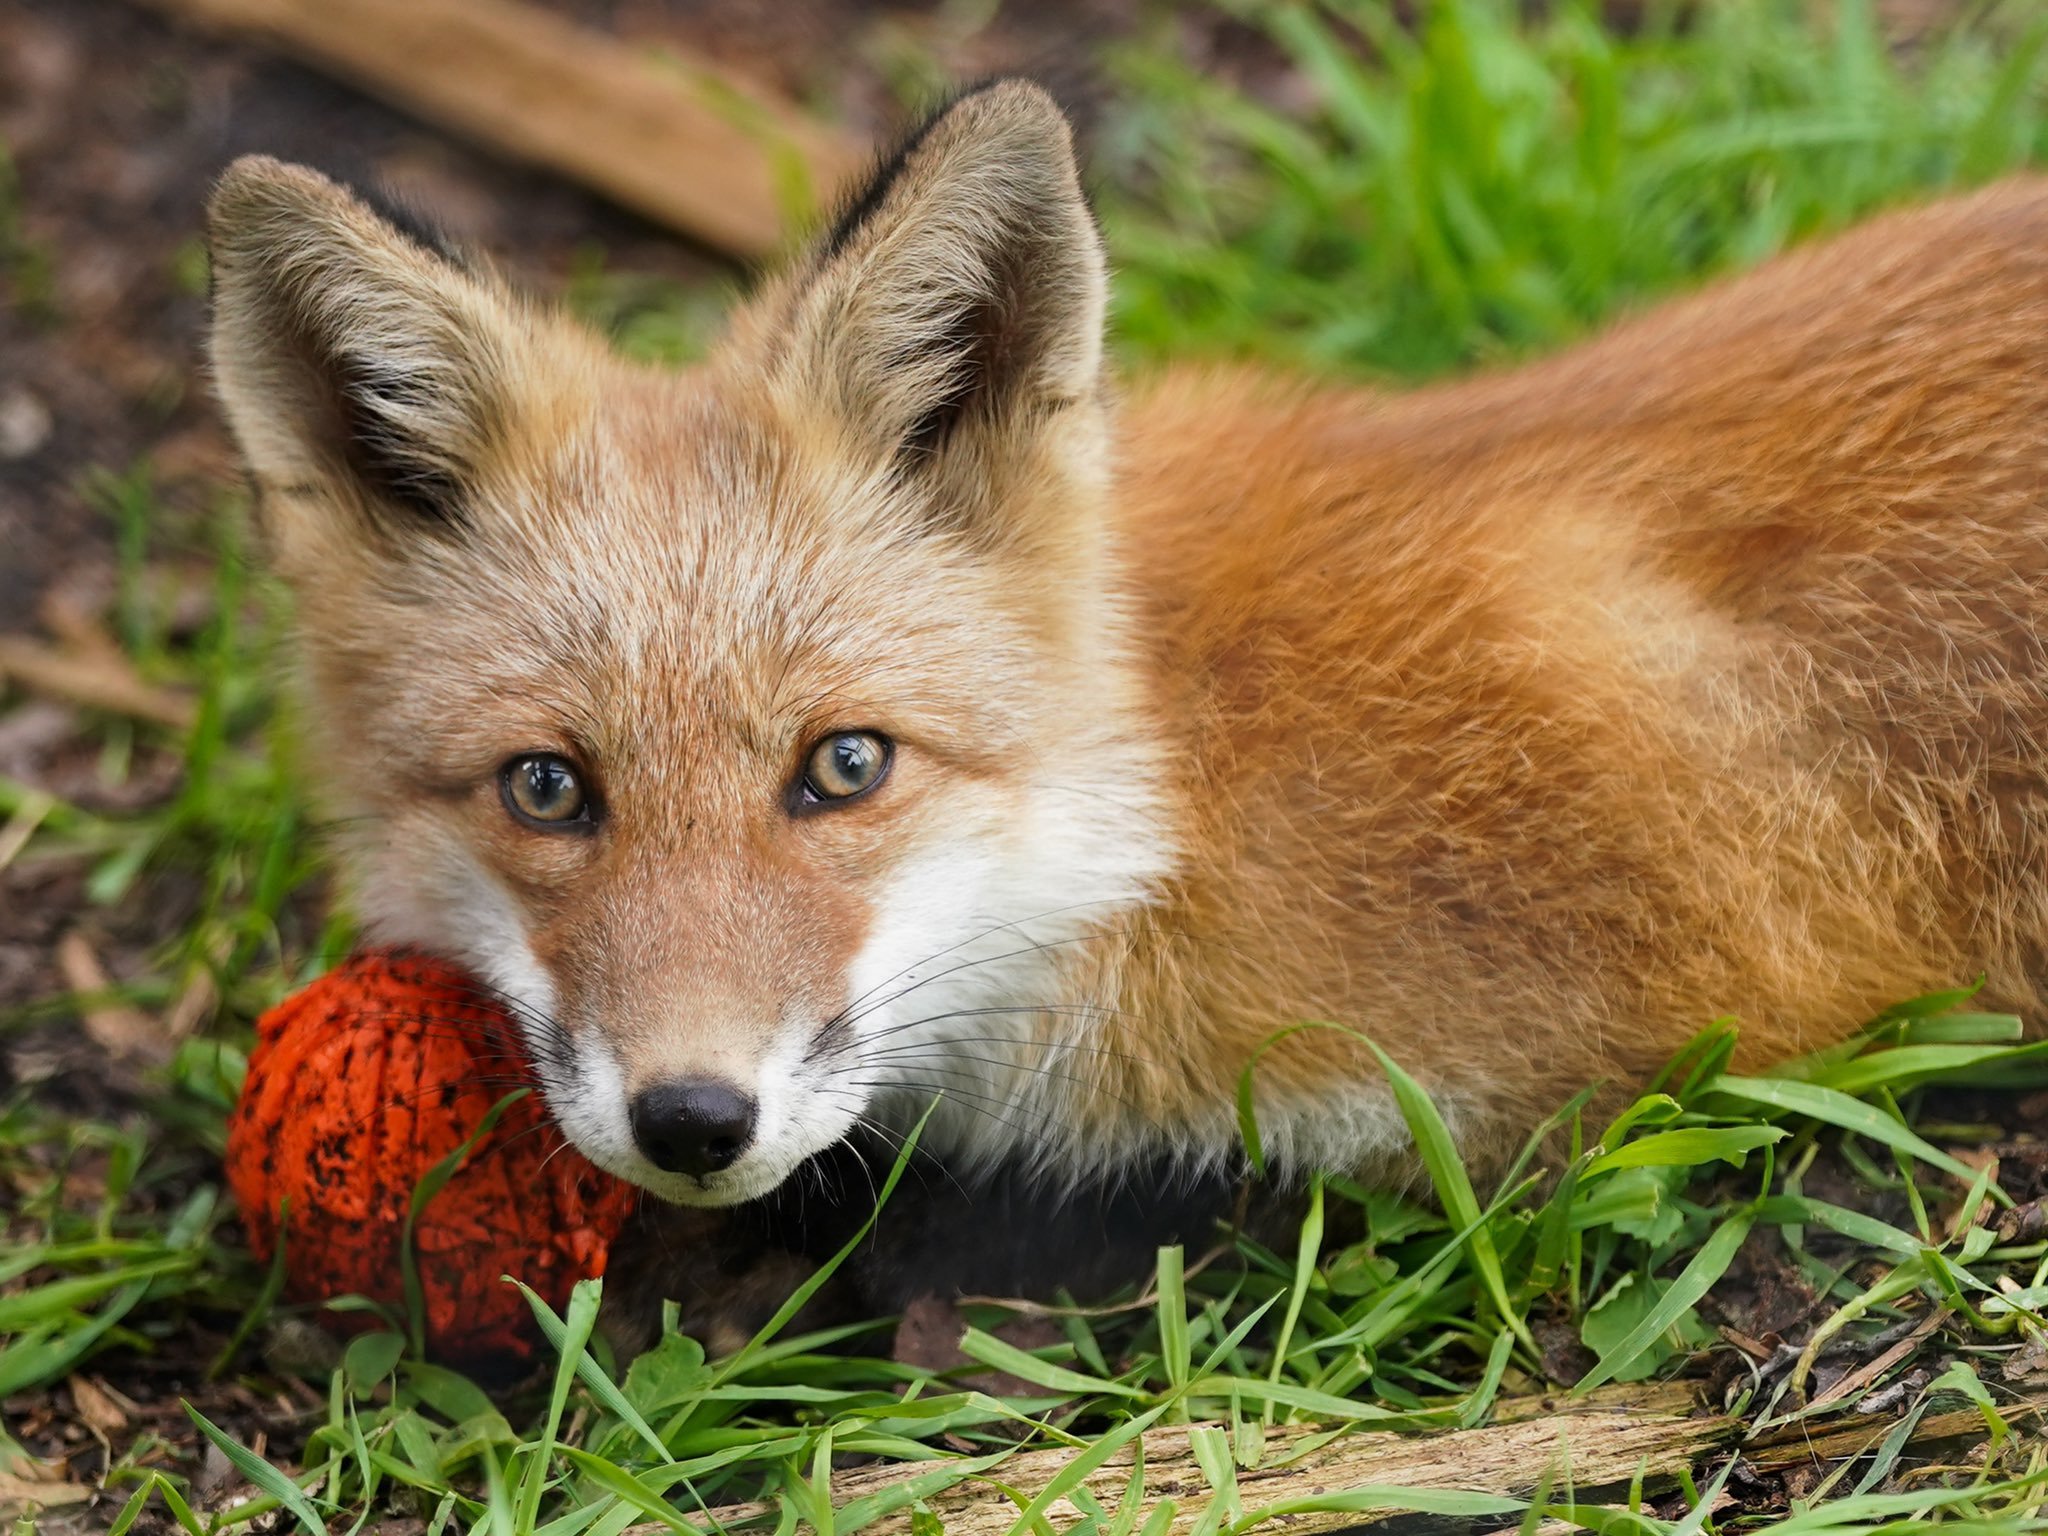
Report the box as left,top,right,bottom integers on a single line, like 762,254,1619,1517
1364,1040,1535,1354
518,1275,602,1532
184,1403,329,1535
1574,1209,1754,1394
1705,1076,2006,1196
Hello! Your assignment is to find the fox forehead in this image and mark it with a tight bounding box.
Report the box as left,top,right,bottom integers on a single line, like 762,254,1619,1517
319,371,1055,792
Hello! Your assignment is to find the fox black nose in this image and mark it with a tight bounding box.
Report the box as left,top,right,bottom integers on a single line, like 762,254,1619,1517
630,1080,757,1178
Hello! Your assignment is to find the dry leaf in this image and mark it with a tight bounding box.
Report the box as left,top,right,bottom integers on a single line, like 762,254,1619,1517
0,1470,92,1512
0,788,55,872
67,1374,129,1435
164,963,219,1042
37,587,125,664
1947,1146,2002,1238
57,930,169,1064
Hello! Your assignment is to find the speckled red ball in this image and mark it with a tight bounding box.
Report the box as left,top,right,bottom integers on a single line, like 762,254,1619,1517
225,951,636,1370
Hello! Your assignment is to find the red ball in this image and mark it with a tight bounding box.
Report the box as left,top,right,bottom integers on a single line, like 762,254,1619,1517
225,950,637,1370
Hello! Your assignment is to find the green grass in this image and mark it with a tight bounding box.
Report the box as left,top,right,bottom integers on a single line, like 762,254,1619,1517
8,0,2048,1530
1098,0,2048,376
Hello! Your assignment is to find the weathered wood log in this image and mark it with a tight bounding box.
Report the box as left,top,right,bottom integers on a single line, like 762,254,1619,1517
130,0,867,257
633,1384,1713,1536
625,1381,2042,1536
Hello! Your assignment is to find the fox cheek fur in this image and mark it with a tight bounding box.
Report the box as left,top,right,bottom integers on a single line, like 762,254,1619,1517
211,78,2048,1221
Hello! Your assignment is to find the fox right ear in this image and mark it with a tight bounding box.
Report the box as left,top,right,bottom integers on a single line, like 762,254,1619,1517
744,81,1109,542
206,157,527,541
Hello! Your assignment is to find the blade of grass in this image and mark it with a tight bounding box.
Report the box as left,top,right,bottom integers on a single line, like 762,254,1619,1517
401,1088,530,1357
1704,1076,2006,1197
1573,1207,1754,1393
185,1403,329,1536
516,1278,671,1458
1363,1039,1536,1354
517,1275,601,1532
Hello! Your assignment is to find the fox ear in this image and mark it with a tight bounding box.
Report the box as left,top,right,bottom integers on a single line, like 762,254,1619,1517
206,157,520,538
764,81,1107,524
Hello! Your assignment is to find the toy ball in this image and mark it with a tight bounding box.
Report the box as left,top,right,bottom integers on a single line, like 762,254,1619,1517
225,950,637,1370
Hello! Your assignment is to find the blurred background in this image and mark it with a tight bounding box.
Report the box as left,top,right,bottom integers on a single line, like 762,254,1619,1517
4,0,2048,1523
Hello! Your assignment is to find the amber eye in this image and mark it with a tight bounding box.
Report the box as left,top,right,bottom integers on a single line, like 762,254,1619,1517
500,754,591,828
799,732,891,806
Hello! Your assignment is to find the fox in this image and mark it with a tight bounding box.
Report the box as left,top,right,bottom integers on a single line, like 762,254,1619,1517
207,80,2048,1310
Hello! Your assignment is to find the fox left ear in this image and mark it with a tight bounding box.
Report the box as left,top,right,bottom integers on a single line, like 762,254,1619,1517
756,80,1108,533
205,157,549,559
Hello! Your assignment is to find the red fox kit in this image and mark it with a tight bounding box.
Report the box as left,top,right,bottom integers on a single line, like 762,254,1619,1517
208,81,2048,1270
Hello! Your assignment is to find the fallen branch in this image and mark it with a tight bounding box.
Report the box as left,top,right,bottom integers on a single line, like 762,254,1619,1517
643,1384,1716,1536
1743,1400,2023,1471
130,0,867,258
624,1382,2042,1536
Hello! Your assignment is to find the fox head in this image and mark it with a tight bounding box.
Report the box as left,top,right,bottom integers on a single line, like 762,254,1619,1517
207,83,1176,1204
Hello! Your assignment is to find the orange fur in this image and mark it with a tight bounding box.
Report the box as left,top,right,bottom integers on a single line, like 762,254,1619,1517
1089,179,2048,1167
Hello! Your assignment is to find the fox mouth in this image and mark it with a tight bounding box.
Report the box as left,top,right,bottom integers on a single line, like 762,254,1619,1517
618,1159,797,1209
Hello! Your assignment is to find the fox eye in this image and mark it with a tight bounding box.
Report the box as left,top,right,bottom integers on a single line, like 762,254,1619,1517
799,732,891,806
501,753,591,828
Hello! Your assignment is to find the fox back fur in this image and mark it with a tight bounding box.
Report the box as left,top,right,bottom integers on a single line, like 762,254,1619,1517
208,82,2048,1223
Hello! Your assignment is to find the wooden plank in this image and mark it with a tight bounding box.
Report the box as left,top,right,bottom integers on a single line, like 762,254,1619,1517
132,0,868,257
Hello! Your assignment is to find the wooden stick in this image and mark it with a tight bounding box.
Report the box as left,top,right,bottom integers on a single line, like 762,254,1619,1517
132,0,867,258
641,1384,1719,1536
628,1383,2043,1536
1801,1308,1951,1414
0,635,197,732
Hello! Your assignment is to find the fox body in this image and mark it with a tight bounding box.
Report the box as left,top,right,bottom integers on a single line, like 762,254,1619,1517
209,84,2048,1237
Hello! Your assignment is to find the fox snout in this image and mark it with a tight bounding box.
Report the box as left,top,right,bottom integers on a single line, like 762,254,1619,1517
528,903,876,1205
539,997,862,1207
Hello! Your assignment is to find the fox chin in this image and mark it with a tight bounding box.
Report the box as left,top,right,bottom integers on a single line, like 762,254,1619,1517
210,82,2048,1239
